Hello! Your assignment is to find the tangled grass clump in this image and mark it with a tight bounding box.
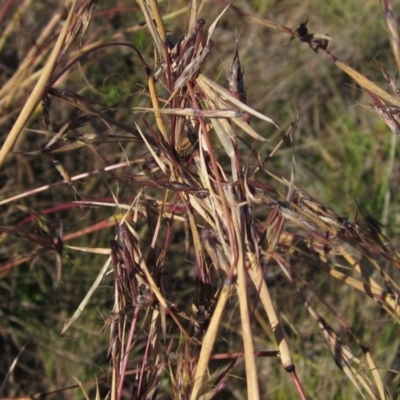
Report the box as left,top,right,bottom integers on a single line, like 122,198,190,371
1,1,400,399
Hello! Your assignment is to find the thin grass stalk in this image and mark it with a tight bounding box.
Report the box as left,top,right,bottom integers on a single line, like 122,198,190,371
147,74,168,142
248,14,291,33
246,251,294,369
365,351,389,400
329,265,400,319
0,344,27,397
188,0,199,33
303,302,365,397
381,134,397,230
150,192,170,337
196,74,278,128
0,0,78,169
148,308,162,378
187,82,237,266
0,0,33,85
381,0,400,71
61,255,112,335
136,0,164,56
287,264,389,399
0,0,15,29
137,313,153,398
148,0,167,43
334,61,400,107
117,308,139,400
247,8,400,114
234,208,260,399
340,252,400,317
190,282,231,400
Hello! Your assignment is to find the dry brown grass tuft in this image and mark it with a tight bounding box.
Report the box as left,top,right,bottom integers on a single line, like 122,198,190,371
1,1,400,399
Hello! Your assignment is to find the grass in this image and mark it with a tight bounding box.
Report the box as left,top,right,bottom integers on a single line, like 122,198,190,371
1,0,400,399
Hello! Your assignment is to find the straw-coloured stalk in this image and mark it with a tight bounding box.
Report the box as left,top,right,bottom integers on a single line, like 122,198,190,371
190,282,232,400
0,0,98,168
381,0,400,71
